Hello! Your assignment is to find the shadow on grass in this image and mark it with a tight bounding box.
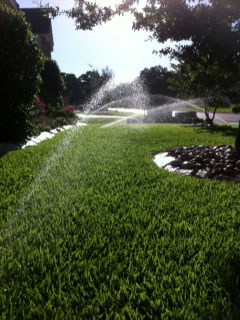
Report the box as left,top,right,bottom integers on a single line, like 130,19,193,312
221,254,240,320
192,124,238,138
0,143,21,157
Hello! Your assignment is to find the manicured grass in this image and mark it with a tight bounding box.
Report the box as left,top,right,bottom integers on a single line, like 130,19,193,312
1,123,240,319
174,103,240,114
172,107,200,112
84,117,122,125
208,103,237,113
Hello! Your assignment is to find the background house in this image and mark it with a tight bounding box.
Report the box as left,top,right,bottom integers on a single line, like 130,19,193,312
0,0,54,57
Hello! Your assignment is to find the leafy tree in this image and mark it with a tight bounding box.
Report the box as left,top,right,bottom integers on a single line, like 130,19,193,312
170,59,240,126
133,0,240,124
61,67,113,109
139,66,176,97
62,73,82,105
39,59,65,112
100,66,113,85
0,4,44,142
78,70,102,101
78,67,113,104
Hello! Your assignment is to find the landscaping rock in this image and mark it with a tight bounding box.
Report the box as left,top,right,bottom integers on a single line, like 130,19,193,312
179,153,192,161
0,121,87,155
196,170,211,178
181,161,196,169
236,160,240,168
154,144,240,183
169,160,181,168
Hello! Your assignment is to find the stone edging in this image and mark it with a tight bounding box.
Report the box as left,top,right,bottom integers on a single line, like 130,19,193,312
0,122,87,155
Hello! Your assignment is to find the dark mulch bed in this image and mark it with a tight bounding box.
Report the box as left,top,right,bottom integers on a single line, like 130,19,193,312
166,145,240,183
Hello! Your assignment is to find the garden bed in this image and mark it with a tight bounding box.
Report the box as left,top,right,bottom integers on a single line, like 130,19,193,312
154,144,240,183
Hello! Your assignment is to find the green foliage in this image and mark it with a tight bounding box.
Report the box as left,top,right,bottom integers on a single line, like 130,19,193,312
232,106,240,114
132,0,240,63
32,110,77,136
78,67,113,103
46,0,240,62
39,59,65,111
135,0,240,124
61,73,81,105
46,0,240,116
62,67,113,107
0,4,44,142
139,66,176,97
170,61,240,125
1,124,240,318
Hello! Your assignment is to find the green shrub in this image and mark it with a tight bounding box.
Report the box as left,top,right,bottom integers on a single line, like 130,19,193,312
232,106,240,113
39,59,65,112
53,108,76,119
0,4,44,142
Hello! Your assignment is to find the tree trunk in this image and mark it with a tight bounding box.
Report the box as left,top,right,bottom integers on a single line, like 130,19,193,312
204,106,214,126
235,120,240,158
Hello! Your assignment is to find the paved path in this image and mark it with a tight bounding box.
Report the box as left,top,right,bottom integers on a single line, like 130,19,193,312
108,108,145,115
197,112,240,125
76,113,126,119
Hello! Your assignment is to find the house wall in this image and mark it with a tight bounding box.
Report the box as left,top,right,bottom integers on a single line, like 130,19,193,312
0,0,54,58
37,34,53,58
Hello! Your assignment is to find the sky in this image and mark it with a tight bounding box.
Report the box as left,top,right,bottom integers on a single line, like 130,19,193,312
17,0,173,84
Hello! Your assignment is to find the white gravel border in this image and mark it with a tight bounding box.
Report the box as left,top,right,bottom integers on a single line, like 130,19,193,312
153,152,192,176
0,122,87,154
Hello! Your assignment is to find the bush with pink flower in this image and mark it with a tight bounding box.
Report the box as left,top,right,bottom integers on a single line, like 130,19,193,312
64,105,75,113
34,96,46,119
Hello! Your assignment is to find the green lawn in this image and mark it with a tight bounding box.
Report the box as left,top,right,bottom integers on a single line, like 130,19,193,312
1,122,240,319
173,103,240,114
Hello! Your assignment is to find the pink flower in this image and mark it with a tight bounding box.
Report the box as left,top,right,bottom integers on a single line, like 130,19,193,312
64,105,75,113
34,96,46,116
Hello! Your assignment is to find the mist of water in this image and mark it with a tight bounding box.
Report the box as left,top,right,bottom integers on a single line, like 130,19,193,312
83,78,116,114
78,77,150,114
76,75,205,127
1,78,206,247
13,81,204,215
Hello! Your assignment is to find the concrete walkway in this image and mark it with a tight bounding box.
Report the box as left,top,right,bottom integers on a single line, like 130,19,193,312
76,114,125,119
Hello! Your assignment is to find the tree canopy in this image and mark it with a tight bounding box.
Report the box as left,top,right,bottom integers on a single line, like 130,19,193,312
45,0,240,74
44,0,240,69
139,66,176,97
39,59,65,110
44,0,240,124
62,67,113,107
61,73,81,105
